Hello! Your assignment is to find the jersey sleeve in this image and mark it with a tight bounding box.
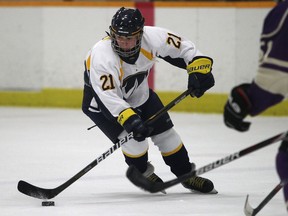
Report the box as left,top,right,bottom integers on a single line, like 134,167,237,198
144,26,203,69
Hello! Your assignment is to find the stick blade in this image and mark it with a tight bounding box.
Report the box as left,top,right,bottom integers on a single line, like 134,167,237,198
244,194,256,216
17,180,55,200
126,166,160,193
127,165,197,193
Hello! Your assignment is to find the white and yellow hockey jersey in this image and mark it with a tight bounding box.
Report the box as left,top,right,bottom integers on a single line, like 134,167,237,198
85,26,204,117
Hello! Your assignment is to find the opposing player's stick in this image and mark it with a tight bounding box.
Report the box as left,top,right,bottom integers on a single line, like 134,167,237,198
17,88,193,200
126,131,287,193
244,178,288,216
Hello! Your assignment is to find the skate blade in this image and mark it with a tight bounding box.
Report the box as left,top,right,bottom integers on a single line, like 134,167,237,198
189,188,218,194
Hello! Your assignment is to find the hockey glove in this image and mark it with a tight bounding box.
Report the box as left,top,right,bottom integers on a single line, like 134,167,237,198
118,108,149,142
224,84,252,132
187,56,214,98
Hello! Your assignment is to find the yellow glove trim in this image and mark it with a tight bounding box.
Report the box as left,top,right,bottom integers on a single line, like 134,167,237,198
117,108,136,126
187,57,213,75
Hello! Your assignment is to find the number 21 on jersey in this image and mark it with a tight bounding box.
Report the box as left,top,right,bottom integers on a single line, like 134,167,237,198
100,74,115,90
167,33,181,49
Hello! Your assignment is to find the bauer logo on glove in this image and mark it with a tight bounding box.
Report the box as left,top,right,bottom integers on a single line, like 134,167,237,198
187,56,214,98
187,56,213,75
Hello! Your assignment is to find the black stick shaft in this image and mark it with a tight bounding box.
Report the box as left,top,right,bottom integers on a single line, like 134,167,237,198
196,132,287,175
127,131,287,193
254,179,288,214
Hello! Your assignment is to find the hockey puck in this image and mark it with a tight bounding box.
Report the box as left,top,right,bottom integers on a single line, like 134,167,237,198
42,201,55,206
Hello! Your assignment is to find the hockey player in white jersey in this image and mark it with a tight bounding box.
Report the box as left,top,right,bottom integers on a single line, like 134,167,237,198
82,7,216,193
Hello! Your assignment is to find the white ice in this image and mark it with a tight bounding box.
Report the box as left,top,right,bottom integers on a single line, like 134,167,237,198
1,107,287,216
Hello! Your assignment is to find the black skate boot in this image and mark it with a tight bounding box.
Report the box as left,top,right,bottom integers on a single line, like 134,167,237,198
181,163,218,194
143,162,166,194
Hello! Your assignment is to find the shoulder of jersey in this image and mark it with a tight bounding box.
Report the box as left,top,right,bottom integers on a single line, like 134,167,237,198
91,36,115,57
92,36,111,51
262,2,288,36
142,26,167,48
143,26,166,35
90,36,118,68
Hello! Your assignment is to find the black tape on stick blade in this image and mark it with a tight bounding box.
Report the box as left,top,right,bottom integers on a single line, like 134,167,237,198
42,201,55,206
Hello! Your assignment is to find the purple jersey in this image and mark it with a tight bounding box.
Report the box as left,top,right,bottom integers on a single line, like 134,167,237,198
249,1,288,115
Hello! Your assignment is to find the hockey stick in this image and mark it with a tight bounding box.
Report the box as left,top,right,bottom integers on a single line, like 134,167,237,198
126,131,287,193
17,88,193,200
244,178,288,216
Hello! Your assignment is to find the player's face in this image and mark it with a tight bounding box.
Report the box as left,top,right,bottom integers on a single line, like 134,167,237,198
115,34,138,50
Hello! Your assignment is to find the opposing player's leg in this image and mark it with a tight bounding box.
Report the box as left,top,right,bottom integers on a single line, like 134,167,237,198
276,134,288,211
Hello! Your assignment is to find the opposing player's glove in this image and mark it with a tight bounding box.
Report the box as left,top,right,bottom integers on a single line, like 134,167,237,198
224,84,252,132
187,56,215,98
118,108,149,142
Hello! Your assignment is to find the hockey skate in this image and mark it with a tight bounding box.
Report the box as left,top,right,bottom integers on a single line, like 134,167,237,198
143,162,166,194
181,163,218,194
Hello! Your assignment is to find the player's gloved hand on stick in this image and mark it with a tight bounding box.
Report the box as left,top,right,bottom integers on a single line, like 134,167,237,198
187,56,215,98
118,108,150,142
224,83,252,132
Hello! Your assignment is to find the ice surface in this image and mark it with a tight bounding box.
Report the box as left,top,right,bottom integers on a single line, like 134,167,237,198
1,107,287,216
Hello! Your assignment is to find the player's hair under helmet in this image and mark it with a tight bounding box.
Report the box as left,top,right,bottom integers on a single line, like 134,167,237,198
109,7,145,63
